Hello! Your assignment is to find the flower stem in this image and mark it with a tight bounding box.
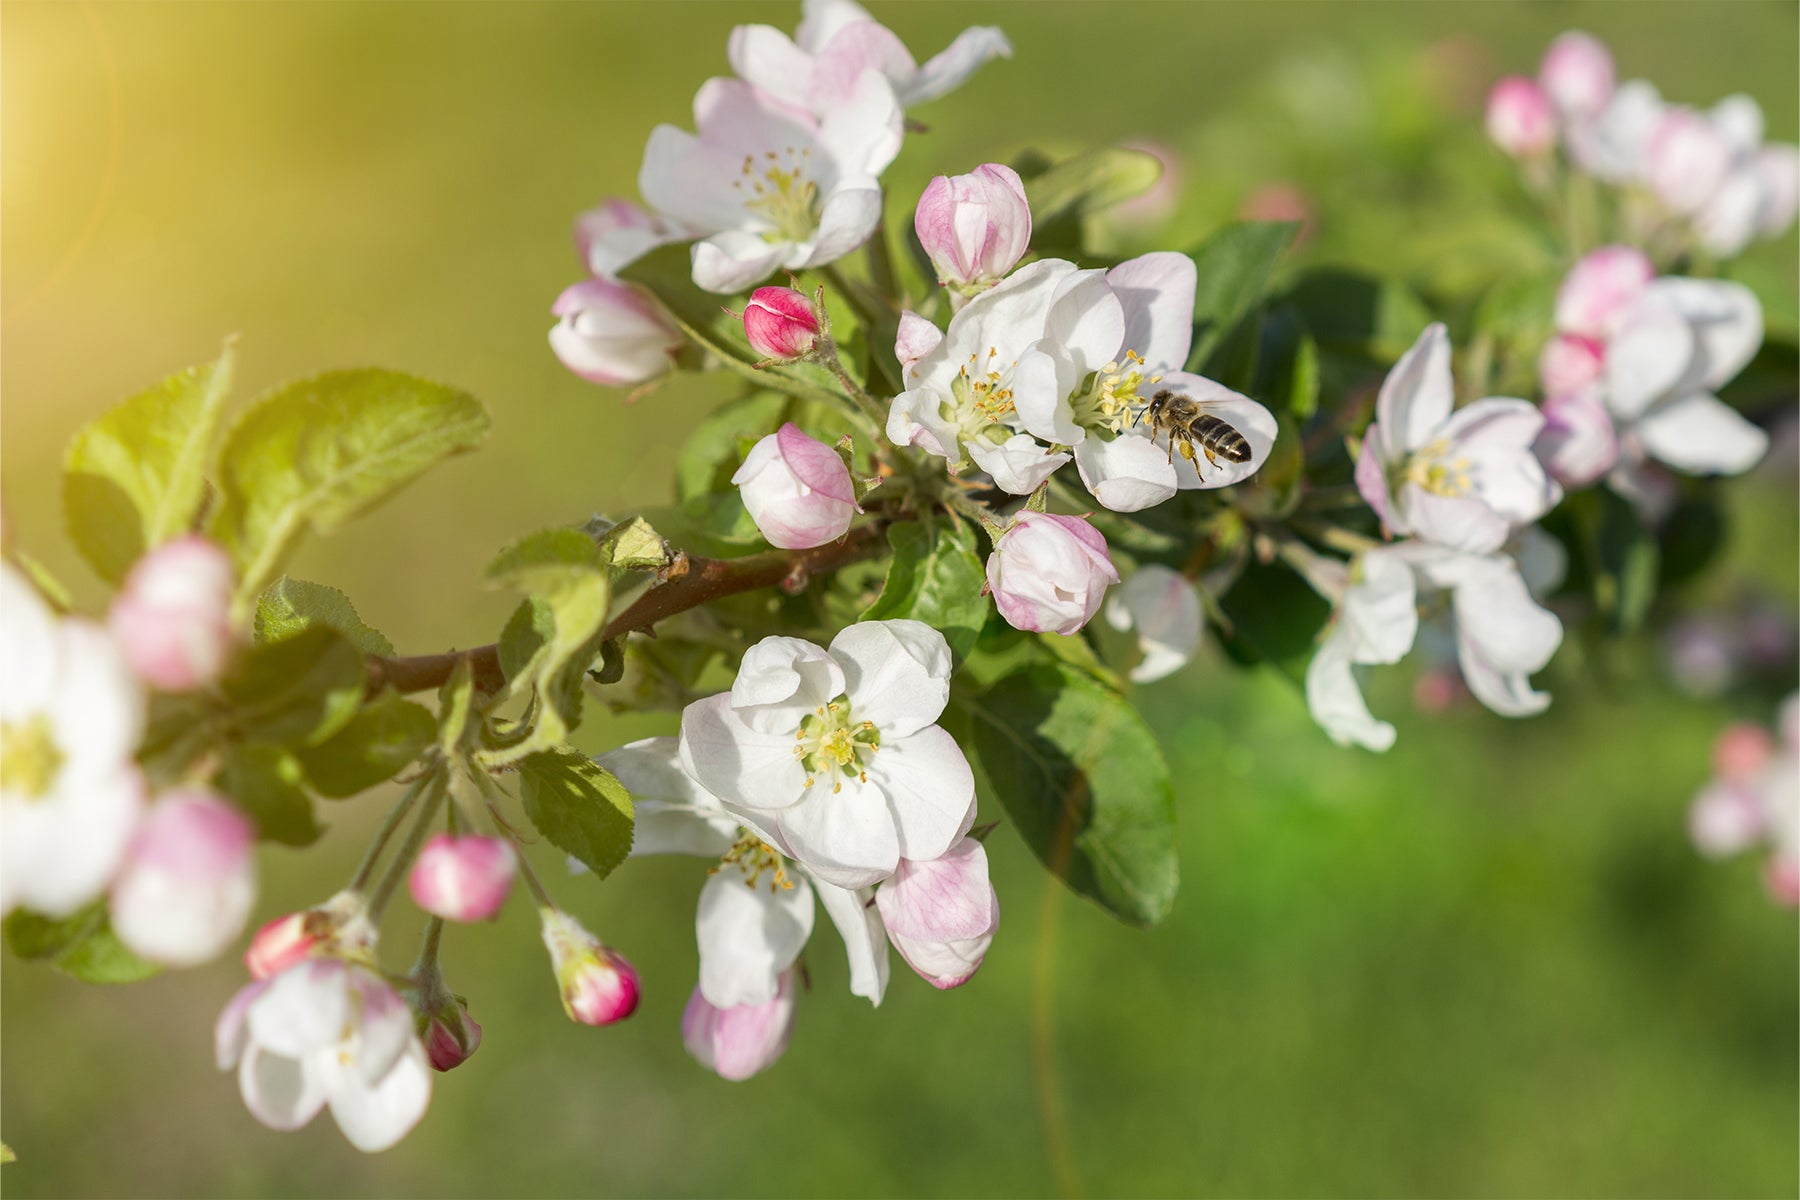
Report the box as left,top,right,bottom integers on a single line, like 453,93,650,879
348,772,432,893
366,767,449,923
508,830,557,908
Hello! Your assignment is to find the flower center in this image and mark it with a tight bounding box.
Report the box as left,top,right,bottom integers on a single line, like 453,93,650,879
735,148,819,244
1400,439,1475,497
793,698,880,793
1069,350,1157,437
715,832,796,891
0,714,64,799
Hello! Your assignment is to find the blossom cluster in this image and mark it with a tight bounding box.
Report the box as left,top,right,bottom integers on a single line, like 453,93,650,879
1688,696,1799,905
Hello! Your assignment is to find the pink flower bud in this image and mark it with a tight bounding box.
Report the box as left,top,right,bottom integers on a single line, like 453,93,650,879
986,511,1120,636
1538,333,1605,396
914,163,1032,292
1714,723,1776,782
875,838,1000,990
742,286,822,361
731,422,862,550
1533,389,1618,489
1689,782,1766,858
243,891,370,980
408,835,516,922
1485,76,1557,159
1553,245,1654,339
420,1004,482,1072
549,279,683,386
109,789,256,967
1648,107,1732,216
1538,32,1614,122
540,909,639,1026
681,969,797,1081
108,535,235,692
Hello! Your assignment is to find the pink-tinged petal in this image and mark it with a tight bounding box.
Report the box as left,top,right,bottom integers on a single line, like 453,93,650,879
801,179,885,269
109,535,236,692
888,912,995,989
1539,333,1605,395
1689,782,1767,857
829,620,953,737
1538,31,1614,122
692,77,815,160
1713,724,1775,782
776,422,857,505
895,311,943,377
808,22,915,113
1073,433,1179,513
215,980,270,1071
775,775,900,890
1044,269,1125,377
914,164,1031,287
679,694,812,811
549,280,682,387
407,835,516,923
691,232,790,295
814,69,903,178
1605,297,1695,419
866,726,976,864
795,0,876,54
1376,324,1454,453
743,289,822,360
1305,633,1395,752
1648,106,1732,215
897,25,1012,108
1106,252,1197,370
682,973,799,1081
1644,278,1762,392
1535,390,1619,489
327,1041,432,1154
1354,423,1400,533
110,789,257,966
810,876,889,1005
876,837,992,942
966,434,1071,495
1485,76,1557,158
1167,384,1280,491
696,871,815,1009
238,1045,327,1133
725,24,816,112
1633,392,1769,476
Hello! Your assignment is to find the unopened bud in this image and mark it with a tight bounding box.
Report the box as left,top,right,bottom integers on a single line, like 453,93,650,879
409,835,516,923
108,535,235,692
109,789,256,967
742,286,822,361
419,1003,483,1072
986,511,1119,636
244,890,370,980
1486,76,1557,159
732,422,862,550
549,279,683,386
914,163,1032,294
540,908,640,1026
681,969,798,1081
1538,31,1614,122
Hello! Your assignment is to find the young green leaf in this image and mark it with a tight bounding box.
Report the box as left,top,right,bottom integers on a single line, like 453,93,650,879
63,341,237,584
1186,221,1300,374
4,902,162,984
952,663,1179,927
223,624,366,747
210,368,490,602
253,575,397,656
1023,146,1164,229
295,690,436,798
1215,558,1332,684
219,743,325,845
517,747,636,879
861,522,989,665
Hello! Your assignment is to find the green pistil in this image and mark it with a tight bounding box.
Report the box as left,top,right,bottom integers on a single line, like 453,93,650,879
793,699,881,790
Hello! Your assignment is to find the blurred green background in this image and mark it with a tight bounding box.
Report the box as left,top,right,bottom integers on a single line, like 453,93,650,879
3,2,1796,1196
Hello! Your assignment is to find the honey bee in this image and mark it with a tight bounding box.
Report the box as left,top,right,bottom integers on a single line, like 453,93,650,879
1133,389,1251,478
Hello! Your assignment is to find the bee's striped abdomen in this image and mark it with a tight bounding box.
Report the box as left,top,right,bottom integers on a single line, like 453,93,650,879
1190,414,1251,463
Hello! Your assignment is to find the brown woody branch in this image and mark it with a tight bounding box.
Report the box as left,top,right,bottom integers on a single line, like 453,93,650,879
365,522,891,697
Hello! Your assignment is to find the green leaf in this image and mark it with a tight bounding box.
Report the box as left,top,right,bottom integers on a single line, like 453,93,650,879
63,341,237,583
4,903,161,984
253,575,396,656
1023,146,1164,229
1282,268,1434,364
223,624,366,747
517,747,635,879
1595,489,1659,633
1186,221,1300,374
954,664,1178,927
860,522,989,665
210,368,490,601
294,690,435,798
1216,558,1332,684
220,743,324,845
595,516,673,572
676,391,789,502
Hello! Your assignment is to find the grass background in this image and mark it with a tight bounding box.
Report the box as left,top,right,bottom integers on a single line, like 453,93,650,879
2,3,1795,1196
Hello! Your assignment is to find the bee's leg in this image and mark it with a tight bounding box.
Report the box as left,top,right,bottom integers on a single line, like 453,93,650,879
1178,438,1201,479
1202,446,1222,470
1165,435,1176,465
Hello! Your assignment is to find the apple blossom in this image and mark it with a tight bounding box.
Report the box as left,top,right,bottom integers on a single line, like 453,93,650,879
1685,99,1800,256
217,959,433,1153
408,835,516,923
742,286,823,360
1533,388,1619,489
733,422,862,550
1688,696,1800,904
540,908,641,1026
549,279,683,386
1010,253,1278,511
573,197,688,278
1538,335,1605,397
638,75,902,293
1538,31,1614,123
914,163,1032,295
1,563,145,917
1647,105,1734,216
1552,245,1654,341
1355,324,1559,554
1304,549,1418,753
108,535,236,692
728,0,1010,118
682,969,799,1082
244,891,376,980
1752,144,1800,238
875,836,998,990
986,511,1120,637
1567,79,1663,184
1485,77,1556,159
1104,564,1203,683
109,789,256,967
679,621,976,889
894,310,942,375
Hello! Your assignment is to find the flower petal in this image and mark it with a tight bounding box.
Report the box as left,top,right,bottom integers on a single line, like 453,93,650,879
897,25,1012,107
799,178,884,269
865,726,976,863
967,434,1071,495
238,1046,328,1133
1399,485,1511,555
1377,324,1454,453
1044,269,1125,377
691,232,790,295
1305,633,1395,752
830,619,954,736
327,1042,432,1154
729,636,846,731
1634,391,1769,476
1073,434,1179,513
603,738,740,858
1645,278,1763,392
725,24,815,112
1606,297,1695,419
1106,252,1197,370
697,871,815,1008
811,875,890,1005
679,694,811,812
776,774,900,889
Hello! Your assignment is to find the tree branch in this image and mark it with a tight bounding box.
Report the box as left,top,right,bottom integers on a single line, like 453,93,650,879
365,522,891,696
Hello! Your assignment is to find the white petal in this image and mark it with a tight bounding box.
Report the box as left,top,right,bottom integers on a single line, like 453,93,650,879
729,636,846,731
830,620,953,737
602,738,739,858
691,232,789,295
679,695,811,812
799,179,884,269
1439,397,1558,525
1305,633,1395,752
950,258,1078,363
1441,555,1562,676
796,0,875,54
1106,252,1197,370
1606,297,1695,419
814,68,903,177
49,619,144,774
0,562,57,722
239,1046,329,1132
1377,324,1454,453
1340,548,1419,664
776,775,899,889
327,1041,432,1154
811,875,890,1005
1074,434,1178,513
215,981,269,1071
697,871,815,1008
864,726,976,863
635,125,746,234
1044,269,1125,376
1399,484,1511,555
1644,278,1763,392
1634,391,1769,475
248,960,350,1060
966,434,1071,495
2,766,144,917
896,25,1012,107
346,971,413,1087
1010,347,1083,445
1458,636,1551,717
725,24,815,112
